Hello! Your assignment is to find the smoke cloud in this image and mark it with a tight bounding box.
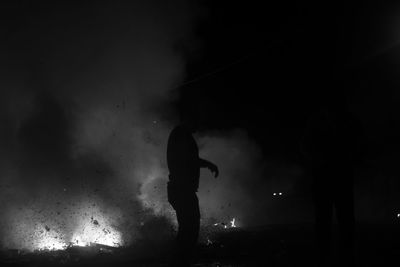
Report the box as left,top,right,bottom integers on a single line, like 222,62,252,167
0,0,200,250
0,1,306,251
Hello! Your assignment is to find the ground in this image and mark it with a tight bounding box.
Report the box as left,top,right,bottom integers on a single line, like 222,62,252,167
1,223,399,266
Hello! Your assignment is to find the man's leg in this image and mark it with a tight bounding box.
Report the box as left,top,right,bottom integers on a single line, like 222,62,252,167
187,194,200,253
315,196,333,266
335,172,355,267
168,185,188,267
173,192,200,266
313,170,334,266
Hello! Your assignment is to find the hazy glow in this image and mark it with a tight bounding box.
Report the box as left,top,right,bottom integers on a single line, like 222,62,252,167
71,219,122,247
69,201,123,248
6,199,123,251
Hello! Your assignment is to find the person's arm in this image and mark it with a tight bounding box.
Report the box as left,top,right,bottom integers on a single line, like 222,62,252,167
198,158,219,178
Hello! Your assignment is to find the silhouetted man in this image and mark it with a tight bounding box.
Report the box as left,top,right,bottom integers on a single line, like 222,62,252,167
301,98,362,267
167,111,219,267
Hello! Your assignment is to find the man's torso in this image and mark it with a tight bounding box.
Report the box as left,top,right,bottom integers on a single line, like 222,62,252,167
167,125,200,192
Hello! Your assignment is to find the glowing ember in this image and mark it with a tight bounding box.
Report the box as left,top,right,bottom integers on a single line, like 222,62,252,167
230,218,236,228
213,218,238,229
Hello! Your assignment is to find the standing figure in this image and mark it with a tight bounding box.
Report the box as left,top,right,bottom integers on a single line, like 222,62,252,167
167,112,219,267
301,98,362,267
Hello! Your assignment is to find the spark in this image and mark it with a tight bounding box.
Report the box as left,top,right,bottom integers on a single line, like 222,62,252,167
212,218,238,229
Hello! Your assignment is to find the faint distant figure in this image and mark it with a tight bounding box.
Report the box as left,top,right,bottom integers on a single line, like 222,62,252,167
167,109,219,267
300,96,363,267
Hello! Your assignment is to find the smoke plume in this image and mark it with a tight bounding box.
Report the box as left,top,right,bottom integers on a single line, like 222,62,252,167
0,1,306,251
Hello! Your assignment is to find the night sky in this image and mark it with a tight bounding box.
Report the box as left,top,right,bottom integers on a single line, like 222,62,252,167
180,0,400,200
0,0,400,251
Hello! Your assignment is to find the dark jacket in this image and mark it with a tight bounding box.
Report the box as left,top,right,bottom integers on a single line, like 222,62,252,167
167,125,200,192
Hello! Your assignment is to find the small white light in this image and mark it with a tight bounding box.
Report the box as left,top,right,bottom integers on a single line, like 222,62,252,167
397,213,400,218
273,193,277,196
279,192,283,196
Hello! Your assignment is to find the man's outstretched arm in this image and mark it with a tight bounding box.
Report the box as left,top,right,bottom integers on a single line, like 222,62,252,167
198,158,219,178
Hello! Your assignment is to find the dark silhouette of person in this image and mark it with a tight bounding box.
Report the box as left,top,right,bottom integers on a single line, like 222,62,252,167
167,110,219,267
300,96,363,267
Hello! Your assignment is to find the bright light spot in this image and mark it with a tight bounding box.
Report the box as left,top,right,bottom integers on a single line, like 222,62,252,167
279,192,283,196
273,193,277,196
212,218,238,229
397,213,400,218
71,213,122,247
34,227,68,251
36,237,68,251
230,218,236,228
72,235,88,247
71,227,121,248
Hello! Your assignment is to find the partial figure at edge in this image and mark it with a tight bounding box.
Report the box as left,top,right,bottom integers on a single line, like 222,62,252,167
300,96,364,267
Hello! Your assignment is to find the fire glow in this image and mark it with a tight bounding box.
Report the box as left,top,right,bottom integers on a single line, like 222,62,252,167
70,216,122,248
4,199,123,252
213,218,238,229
